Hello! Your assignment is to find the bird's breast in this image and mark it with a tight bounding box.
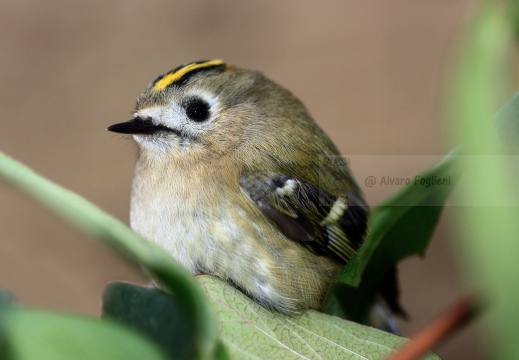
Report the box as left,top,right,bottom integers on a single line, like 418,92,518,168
129,159,261,274
129,157,342,313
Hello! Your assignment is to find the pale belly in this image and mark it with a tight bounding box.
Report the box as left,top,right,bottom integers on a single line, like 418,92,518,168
130,177,341,314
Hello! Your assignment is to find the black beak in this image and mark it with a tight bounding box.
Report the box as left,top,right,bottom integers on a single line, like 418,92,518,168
108,118,172,135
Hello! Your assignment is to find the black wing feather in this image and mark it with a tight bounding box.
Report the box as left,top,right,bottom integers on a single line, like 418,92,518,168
240,172,369,264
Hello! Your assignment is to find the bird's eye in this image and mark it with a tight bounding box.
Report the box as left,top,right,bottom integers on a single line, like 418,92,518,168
185,98,210,122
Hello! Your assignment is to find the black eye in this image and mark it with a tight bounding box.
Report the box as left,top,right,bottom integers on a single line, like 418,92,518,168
185,98,210,122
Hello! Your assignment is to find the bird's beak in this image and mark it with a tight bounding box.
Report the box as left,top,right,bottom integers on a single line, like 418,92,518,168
108,118,167,135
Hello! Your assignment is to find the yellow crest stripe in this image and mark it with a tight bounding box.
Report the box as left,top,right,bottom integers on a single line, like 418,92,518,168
152,59,225,91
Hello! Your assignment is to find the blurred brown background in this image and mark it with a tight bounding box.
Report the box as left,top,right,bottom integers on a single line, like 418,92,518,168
0,1,480,358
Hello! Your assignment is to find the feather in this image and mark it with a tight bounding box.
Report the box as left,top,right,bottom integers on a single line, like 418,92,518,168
240,172,369,264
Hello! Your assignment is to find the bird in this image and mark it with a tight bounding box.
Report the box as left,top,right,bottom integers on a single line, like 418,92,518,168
108,59,372,315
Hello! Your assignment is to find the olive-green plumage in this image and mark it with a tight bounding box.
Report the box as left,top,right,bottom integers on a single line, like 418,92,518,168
109,60,369,314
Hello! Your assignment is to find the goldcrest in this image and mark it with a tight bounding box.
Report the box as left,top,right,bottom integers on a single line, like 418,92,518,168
108,60,371,314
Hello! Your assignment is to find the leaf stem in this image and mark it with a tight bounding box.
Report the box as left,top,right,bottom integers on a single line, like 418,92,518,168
386,294,478,360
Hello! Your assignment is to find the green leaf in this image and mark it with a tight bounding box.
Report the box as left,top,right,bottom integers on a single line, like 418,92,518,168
0,306,167,360
0,290,18,309
510,0,519,40
198,275,439,360
324,151,461,322
0,291,18,360
102,282,195,360
494,91,519,148
449,2,519,359
0,152,219,360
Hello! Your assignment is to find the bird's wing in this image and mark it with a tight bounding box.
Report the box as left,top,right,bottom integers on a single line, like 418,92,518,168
239,172,369,263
